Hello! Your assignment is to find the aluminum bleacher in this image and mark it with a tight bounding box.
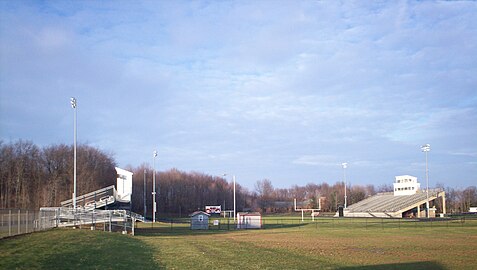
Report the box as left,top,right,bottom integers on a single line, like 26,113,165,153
340,189,445,218
59,184,145,227
61,185,116,210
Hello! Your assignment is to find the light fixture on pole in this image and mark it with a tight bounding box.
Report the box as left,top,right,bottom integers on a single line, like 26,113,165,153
153,150,157,223
342,163,348,209
70,97,77,210
421,144,430,218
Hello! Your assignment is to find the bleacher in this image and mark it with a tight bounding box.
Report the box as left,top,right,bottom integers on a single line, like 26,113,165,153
341,189,445,218
59,184,145,225
61,185,117,210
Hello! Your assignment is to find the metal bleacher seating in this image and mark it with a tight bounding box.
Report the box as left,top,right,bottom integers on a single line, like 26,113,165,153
344,189,443,217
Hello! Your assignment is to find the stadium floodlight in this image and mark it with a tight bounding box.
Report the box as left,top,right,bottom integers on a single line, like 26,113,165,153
342,163,348,209
421,144,431,218
153,150,157,223
70,97,77,210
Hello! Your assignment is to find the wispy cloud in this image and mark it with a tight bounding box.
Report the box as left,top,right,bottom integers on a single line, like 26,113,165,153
292,155,340,167
1,1,476,189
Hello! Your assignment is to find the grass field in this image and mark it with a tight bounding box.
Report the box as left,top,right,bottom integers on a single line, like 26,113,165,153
0,228,160,269
1,217,476,269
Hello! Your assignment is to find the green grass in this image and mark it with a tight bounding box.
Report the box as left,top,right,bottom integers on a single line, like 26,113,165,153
1,217,477,269
136,217,477,269
0,228,160,269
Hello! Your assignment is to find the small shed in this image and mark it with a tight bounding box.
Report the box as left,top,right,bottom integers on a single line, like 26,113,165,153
237,212,262,229
190,211,210,230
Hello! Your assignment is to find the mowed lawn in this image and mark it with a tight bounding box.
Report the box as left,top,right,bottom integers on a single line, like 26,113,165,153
0,228,160,269
1,218,476,269
137,218,477,270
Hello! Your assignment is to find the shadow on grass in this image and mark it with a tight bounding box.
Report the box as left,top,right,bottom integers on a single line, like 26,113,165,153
338,261,447,270
135,222,307,237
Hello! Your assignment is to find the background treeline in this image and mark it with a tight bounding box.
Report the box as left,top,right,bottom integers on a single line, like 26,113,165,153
0,140,116,209
252,179,477,214
1,140,476,215
130,166,248,217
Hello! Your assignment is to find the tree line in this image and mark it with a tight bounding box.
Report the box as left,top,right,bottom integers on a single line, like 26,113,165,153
129,166,247,218
1,140,476,215
0,140,116,209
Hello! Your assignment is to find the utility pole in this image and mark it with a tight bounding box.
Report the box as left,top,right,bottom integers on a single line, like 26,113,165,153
153,151,157,222
70,97,77,210
143,169,147,219
233,175,236,223
342,163,348,209
421,144,431,218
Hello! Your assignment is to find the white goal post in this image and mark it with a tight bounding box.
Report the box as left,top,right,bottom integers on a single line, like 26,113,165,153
294,198,321,221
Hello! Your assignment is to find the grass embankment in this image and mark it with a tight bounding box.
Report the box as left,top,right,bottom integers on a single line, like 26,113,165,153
0,228,160,269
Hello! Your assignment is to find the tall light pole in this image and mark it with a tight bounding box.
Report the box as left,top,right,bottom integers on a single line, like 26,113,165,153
342,163,348,209
70,97,77,210
143,169,147,219
223,173,236,223
421,144,430,218
153,150,157,223
233,175,236,223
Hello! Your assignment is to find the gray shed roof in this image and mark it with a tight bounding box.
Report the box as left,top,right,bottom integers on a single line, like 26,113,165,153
190,211,211,217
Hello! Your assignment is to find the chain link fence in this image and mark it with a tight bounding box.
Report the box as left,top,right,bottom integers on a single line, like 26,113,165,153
39,207,137,235
0,209,40,238
1,208,138,239
135,215,477,235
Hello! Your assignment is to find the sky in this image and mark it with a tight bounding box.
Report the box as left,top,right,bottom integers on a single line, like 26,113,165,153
1,1,476,191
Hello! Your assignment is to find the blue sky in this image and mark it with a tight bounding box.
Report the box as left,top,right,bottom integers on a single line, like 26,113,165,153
1,1,476,190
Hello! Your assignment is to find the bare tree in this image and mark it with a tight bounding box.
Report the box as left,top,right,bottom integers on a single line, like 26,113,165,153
0,140,116,209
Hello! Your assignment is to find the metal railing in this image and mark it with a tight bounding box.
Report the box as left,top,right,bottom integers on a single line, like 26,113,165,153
60,185,116,209
0,207,141,239
39,207,138,235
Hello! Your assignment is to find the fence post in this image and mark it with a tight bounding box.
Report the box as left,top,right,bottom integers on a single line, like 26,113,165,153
91,211,95,231
39,209,42,230
26,210,29,233
9,209,12,236
132,218,135,236
123,211,127,234
18,209,21,235
33,210,36,232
